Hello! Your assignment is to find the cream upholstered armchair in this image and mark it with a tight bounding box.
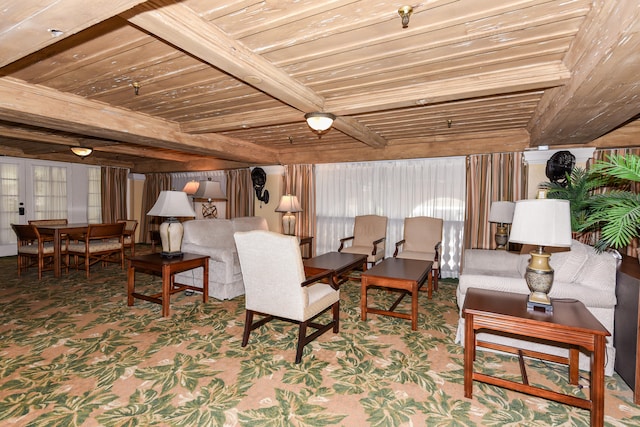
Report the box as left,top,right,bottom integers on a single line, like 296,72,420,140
338,215,387,267
234,230,339,363
393,216,443,290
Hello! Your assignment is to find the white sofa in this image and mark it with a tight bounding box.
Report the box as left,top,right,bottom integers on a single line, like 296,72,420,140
174,217,268,300
455,239,618,375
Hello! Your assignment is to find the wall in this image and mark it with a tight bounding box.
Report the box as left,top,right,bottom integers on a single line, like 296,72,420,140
252,165,284,232
523,147,595,199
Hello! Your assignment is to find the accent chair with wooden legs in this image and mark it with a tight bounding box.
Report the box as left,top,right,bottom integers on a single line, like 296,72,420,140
394,216,443,291
338,215,387,268
234,230,339,364
11,223,56,279
66,222,126,278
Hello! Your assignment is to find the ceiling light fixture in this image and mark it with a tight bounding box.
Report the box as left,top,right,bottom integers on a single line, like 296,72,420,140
132,81,140,95
304,112,336,136
70,146,93,158
398,6,413,28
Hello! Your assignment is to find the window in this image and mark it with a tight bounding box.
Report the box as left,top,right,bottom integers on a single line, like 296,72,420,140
32,165,67,220
87,167,102,223
0,163,19,244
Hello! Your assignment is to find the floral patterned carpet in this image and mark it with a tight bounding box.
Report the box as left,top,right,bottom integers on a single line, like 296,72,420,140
1,246,640,426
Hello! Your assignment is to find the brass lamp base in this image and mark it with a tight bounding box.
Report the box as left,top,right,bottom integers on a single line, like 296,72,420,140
494,224,508,250
524,247,554,313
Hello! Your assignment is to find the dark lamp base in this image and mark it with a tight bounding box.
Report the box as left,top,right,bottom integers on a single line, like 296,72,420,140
161,251,184,259
527,300,553,314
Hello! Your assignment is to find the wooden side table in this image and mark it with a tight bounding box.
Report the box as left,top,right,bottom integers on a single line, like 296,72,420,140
127,253,209,317
615,254,640,404
361,258,432,330
463,288,610,427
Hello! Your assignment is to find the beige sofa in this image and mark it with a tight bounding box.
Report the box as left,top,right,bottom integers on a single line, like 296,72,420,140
174,217,268,300
455,239,618,375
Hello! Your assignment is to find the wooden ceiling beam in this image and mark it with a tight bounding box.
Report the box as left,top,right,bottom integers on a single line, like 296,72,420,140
528,1,640,146
327,63,571,115
123,0,389,149
279,129,531,164
0,76,278,164
0,0,148,68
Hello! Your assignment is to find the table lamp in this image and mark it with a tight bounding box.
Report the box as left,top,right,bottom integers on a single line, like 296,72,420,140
147,190,196,258
508,199,572,312
193,180,227,219
488,201,515,250
181,180,200,195
275,194,302,235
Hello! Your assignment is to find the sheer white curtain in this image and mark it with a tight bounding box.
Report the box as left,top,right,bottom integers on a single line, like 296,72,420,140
315,157,466,277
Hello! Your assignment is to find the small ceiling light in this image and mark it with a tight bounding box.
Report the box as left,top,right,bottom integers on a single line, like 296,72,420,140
70,147,93,158
132,81,140,96
398,6,413,28
48,28,64,37
447,119,453,128
305,112,336,136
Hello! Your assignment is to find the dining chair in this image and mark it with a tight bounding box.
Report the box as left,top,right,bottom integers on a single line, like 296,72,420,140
11,223,56,279
338,215,387,267
65,222,126,278
393,216,443,291
28,219,69,242
234,230,339,364
117,219,138,256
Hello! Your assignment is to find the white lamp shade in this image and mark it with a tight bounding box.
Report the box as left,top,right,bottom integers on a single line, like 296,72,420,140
509,199,572,247
275,194,302,213
193,180,227,200
182,180,200,195
488,201,515,224
147,191,196,218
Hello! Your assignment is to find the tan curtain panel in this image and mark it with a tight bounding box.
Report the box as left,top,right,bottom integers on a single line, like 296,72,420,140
464,152,527,251
139,173,171,244
100,167,128,224
283,164,316,255
226,168,254,218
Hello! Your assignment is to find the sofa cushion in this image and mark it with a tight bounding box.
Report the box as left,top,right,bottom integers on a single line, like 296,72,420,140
549,239,590,283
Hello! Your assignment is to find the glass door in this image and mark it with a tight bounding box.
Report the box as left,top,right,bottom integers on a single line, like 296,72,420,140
0,158,27,256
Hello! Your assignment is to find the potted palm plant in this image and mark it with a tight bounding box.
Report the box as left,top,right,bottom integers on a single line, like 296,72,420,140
543,167,604,238
585,154,640,253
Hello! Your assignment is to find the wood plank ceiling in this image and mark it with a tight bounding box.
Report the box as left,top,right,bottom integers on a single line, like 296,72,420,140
0,0,639,173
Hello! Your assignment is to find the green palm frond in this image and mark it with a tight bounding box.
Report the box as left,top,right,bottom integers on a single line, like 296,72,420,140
589,154,640,183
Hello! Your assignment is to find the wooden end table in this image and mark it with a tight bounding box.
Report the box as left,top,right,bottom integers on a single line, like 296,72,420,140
127,253,209,317
360,258,432,330
303,252,367,289
463,287,610,427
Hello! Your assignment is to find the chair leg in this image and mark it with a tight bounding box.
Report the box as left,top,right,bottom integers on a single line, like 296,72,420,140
241,310,254,347
433,267,439,291
295,321,309,364
332,301,340,333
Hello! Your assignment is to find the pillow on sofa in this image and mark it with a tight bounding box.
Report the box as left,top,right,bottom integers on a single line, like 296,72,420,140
549,239,590,283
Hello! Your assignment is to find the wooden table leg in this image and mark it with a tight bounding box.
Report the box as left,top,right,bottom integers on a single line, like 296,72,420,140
427,270,433,299
591,335,606,427
161,264,170,317
127,262,135,306
361,276,368,321
411,282,418,330
464,313,475,398
202,258,209,303
53,229,62,278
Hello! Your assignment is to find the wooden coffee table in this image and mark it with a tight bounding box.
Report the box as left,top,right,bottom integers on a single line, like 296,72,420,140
127,253,209,317
303,252,367,289
463,287,610,427
360,258,432,330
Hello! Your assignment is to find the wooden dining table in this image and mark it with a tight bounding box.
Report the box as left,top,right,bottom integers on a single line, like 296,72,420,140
36,223,89,278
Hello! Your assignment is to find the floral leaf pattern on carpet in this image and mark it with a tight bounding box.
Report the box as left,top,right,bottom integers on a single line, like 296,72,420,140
0,248,639,426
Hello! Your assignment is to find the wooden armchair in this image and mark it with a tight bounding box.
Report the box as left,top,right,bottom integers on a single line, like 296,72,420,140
66,222,126,278
117,219,138,256
394,216,443,290
234,230,339,363
11,224,56,279
338,215,387,267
